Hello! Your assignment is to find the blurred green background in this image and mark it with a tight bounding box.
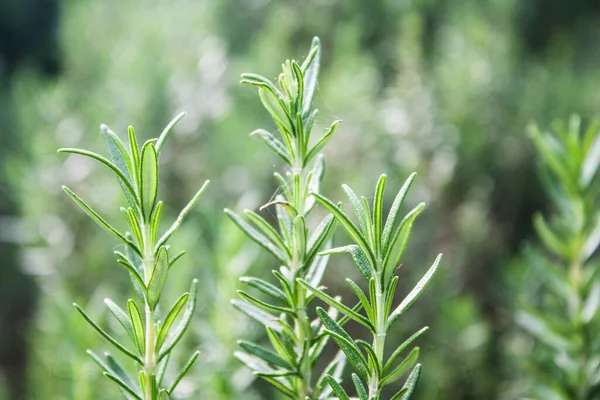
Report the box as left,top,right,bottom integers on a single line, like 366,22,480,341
2,0,600,398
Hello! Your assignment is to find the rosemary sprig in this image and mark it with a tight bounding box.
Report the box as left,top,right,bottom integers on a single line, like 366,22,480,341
59,114,209,399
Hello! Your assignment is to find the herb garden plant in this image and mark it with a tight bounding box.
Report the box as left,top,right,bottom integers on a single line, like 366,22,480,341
59,114,209,400
227,37,442,399
517,116,600,399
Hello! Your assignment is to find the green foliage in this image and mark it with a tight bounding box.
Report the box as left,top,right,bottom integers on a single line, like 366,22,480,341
302,175,442,399
227,37,344,399
517,116,600,399
59,115,209,399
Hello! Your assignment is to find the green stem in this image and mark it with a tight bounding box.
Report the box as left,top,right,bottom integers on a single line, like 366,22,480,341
142,223,157,400
369,276,386,400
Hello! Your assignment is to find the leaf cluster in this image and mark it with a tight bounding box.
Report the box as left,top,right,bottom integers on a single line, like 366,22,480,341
301,174,442,399
60,114,209,399
227,37,344,399
519,116,600,399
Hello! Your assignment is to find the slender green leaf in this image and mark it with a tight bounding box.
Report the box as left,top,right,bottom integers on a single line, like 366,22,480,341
147,246,169,310
238,341,292,370
346,278,373,323
240,277,287,304
250,129,292,165
323,375,350,400
238,290,296,316
155,112,185,155
387,254,442,328
382,203,425,283
382,173,416,254
127,300,145,355
167,350,200,394
74,304,142,365
156,293,190,351
398,364,422,400
104,298,137,349
298,279,373,330
104,372,143,400
62,186,141,256
381,347,420,387
352,373,368,400
317,307,370,381
304,120,340,166
383,327,429,374
140,141,159,221
320,244,372,281
312,192,377,269
225,208,288,264
158,279,198,360
231,299,281,333
156,180,210,251
301,37,321,115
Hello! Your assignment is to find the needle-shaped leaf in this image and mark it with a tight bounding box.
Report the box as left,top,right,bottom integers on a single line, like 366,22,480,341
127,126,140,182
373,174,387,256
304,120,340,167
301,37,321,116
240,277,288,304
317,307,370,381
167,350,200,394
382,203,426,284
382,173,416,254
398,364,422,400
158,279,198,360
140,141,159,221
381,347,420,387
127,300,145,355
156,180,210,251
244,209,290,258
320,244,372,281
104,298,136,349
346,278,373,322
383,327,429,374
155,112,185,155
237,290,296,316
312,192,376,269
305,213,335,267
250,129,292,165
62,186,140,256
87,350,141,399
225,208,289,264
74,304,142,365
387,254,442,328
324,375,351,400
104,372,143,400
148,246,169,310
298,279,374,331
101,125,138,210
156,293,190,351
231,299,281,333
58,148,138,199
238,341,292,370
352,373,368,400
259,87,294,135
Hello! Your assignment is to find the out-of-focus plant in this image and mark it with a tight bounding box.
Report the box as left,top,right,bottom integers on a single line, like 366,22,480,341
59,115,209,399
225,37,345,399
301,175,442,399
517,116,600,399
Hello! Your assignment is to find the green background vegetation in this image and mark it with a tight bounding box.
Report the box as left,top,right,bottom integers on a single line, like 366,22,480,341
1,0,600,398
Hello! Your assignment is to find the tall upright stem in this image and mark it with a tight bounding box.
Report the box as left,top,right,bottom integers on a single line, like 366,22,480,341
142,223,156,400
369,276,386,400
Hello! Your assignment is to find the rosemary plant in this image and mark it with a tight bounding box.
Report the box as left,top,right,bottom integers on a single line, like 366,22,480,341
59,114,209,400
225,38,344,399
300,175,443,399
517,116,600,399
